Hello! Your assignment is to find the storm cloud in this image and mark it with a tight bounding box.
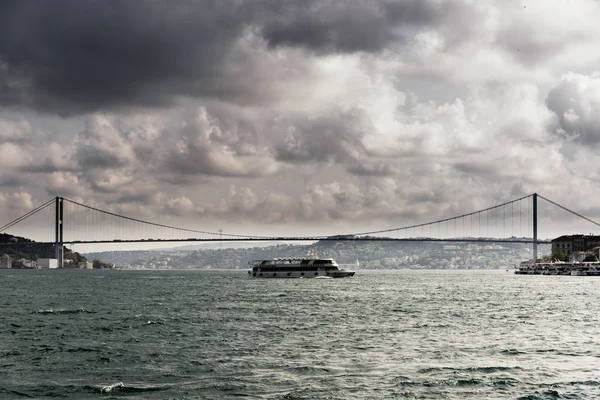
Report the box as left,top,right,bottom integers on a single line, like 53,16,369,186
0,0,253,114
261,0,448,53
0,0,471,115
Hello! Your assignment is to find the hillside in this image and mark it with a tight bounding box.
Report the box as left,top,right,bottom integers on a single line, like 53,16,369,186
0,233,87,265
84,238,547,270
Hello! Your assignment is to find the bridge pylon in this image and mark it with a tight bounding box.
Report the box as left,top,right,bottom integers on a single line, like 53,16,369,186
55,197,64,269
533,193,538,262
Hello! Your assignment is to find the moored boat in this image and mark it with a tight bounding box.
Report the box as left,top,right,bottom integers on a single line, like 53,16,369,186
515,260,600,276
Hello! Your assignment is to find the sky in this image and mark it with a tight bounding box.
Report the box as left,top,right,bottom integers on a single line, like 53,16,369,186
1,0,600,248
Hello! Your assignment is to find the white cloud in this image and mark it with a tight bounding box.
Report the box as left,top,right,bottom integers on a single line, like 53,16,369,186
0,118,31,143
546,72,600,145
75,115,136,169
0,191,35,217
0,142,33,168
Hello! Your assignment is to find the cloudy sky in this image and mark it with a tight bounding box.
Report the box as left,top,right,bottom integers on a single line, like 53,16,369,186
1,0,600,244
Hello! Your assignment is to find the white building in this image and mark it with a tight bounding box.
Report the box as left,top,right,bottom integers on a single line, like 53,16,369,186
78,262,93,269
38,258,58,269
0,254,12,269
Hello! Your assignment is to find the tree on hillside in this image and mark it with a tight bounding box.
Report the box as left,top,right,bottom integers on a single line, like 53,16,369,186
552,250,567,262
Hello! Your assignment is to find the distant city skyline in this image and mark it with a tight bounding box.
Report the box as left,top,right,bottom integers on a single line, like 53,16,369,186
1,1,600,250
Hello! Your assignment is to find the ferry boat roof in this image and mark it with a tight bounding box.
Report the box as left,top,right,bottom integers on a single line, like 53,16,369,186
249,257,335,264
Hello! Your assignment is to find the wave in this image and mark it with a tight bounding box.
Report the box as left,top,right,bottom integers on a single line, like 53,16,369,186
566,380,600,386
501,348,527,355
32,308,94,314
100,382,123,393
417,366,522,374
65,346,101,353
98,382,172,394
535,349,591,357
0,382,163,398
276,393,308,400
397,378,484,387
144,320,164,326
516,390,570,400
0,388,35,398
288,365,332,375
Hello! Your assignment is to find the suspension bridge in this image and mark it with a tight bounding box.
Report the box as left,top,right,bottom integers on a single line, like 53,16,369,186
1,193,599,268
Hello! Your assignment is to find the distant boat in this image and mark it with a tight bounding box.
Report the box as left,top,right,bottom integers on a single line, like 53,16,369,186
247,257,355,278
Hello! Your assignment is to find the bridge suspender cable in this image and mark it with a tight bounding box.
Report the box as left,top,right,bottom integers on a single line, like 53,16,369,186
342,194,533,237
61,198,274,239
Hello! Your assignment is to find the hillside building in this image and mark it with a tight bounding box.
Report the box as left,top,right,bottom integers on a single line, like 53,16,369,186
78,262,93,269
552,234,600,256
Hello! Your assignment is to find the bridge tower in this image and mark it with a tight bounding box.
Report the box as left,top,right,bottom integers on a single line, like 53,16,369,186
533,193,538,261
55,197,64,269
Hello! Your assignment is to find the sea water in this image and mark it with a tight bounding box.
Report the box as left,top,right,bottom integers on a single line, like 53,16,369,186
1,269,599,399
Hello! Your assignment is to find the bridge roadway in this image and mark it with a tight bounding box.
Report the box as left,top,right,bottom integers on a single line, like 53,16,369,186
0,237,551,245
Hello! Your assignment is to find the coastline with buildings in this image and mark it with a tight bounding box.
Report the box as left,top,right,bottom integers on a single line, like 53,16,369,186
0,254,100,270
516,234,600,275
0,233,118,270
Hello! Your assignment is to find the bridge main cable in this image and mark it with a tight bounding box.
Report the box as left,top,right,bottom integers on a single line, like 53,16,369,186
0,197,56,233
61,198,278,239
342,194,534,237
538,194,600,228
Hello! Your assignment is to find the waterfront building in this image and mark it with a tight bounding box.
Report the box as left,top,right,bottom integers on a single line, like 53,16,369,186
13,259,37,269
0,254,12,269
38,258,58,269
569,251,591,263
551,234,600,255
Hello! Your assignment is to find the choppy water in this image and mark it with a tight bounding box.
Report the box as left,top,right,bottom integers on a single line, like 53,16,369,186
2,269,600,399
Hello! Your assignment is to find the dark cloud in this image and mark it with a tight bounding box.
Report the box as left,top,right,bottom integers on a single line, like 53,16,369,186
262,0,450,53
0,174,25,188
0,0,458,115
347,162,396,177
0,0,251,115
20,160,78,174
453,161,497,176
262,2,398,53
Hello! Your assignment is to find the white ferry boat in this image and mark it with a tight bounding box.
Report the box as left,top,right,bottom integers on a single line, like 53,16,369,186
248,257,355,278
